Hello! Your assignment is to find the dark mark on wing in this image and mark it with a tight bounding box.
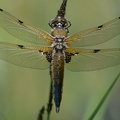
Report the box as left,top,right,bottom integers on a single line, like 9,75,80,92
98,25,103,30
0,8,3,11
18,19,23,24
18,45,24,49
39,50,43,53
93,49,100,53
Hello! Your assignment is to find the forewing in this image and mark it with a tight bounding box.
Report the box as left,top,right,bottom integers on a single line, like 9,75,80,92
66,48,120,71
0,9,54,45
66,17,120,47
0,41,52,69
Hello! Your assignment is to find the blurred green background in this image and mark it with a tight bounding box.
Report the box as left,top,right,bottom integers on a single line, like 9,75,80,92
0,0,120,120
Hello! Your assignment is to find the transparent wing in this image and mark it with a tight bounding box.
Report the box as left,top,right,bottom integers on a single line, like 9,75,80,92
0,41,52,69
0,9,54,45
66,48,120,71
66,17,120,47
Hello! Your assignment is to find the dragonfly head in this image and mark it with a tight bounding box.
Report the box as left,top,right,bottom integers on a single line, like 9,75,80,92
49,16,71,33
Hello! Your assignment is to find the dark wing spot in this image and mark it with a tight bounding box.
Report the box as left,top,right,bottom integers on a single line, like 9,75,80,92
18,20,23,25
93,49,100,53
74,52,79,56
18,45,24,49
39,50,43,52
98,25,103,30
0,8,3,11
119,17,120,19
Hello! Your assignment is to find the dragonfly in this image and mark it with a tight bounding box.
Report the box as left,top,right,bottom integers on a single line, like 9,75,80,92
0,0,120,112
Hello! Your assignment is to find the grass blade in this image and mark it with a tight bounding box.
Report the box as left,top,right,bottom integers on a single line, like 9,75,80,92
88,72,120,120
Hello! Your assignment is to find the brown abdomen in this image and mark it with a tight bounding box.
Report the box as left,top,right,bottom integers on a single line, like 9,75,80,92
52,51,64,112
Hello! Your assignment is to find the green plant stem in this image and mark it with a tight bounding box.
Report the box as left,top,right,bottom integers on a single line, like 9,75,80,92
88,72,120,120
46,63,53,120
37,106,45,120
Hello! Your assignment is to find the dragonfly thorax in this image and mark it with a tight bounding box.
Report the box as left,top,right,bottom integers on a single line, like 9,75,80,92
52,37,67,50
51,21,68,50
51,27,68,38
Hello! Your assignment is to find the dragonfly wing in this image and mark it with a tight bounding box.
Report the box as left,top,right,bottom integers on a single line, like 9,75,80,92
0,9,54,45
66,17,120,47
0,41,52,69
66,48,120,71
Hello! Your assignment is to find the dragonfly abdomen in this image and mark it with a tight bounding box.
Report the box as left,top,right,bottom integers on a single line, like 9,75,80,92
51,50,65,112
